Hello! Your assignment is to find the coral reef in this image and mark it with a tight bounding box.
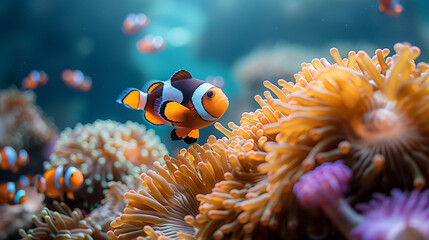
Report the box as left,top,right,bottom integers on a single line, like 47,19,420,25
19,201,108,240
195,42,429,239
48,119,168,209
0,187,44,240
108,136,233,239
90,178,142,233
352,189,429,240
294,161,429,240
0,87,57,149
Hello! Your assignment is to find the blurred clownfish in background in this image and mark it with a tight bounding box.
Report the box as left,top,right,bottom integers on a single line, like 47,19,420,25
22,70,48,90
16,174,37,188
0,182,26,205
117,70,229,144
378,0,402,16
36,164,83,201
137,35,165,54
205,75,225,89
122,13,149,35
0,146,29,173
61,69,92,91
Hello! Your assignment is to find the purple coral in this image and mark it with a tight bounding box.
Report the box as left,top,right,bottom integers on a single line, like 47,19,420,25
293,161,362,238
293,161,352,209
352,189,429,240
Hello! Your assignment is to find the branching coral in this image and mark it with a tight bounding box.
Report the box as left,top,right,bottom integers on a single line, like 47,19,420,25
49,119,168,209
19,201,106,240
0,87,57,149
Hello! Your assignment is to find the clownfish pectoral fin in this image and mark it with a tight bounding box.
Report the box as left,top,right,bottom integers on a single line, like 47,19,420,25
116,88,147,110
143,112,165,126
66,191,75,200
184,129,199,144
170,128,192,141
170,69,192,81
160,101,190,123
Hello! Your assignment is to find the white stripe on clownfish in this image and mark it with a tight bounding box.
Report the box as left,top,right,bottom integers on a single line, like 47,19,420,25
64,166,79,189
162,80,183,103
6,182,15,193
54,165,64,191
4,146,17,169
192,83,217,122
13,189,26,204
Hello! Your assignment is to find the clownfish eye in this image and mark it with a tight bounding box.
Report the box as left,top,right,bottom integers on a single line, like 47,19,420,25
206,90,215,98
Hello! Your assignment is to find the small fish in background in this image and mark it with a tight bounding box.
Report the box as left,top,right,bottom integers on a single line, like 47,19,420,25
378,0,402,16
205,75,225,89
0,146,29,173
61,69,92,91
0,182,26,205
122,13,149,35
137,35,166,54
16,174,35,188
117,70,229,144
22,70,48,90
37,164,83,201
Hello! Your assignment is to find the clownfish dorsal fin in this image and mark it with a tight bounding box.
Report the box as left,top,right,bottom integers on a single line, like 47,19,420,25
170,70,192,81
147,81,163,93
160,101,190,123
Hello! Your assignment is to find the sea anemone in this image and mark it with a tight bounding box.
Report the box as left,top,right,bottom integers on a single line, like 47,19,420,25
246,43,429,233
49,119,168,209
352,189,429,240
209,42,429,238
19,201,106,240
0,87,57,149
90,178,142,233
108,136,232,240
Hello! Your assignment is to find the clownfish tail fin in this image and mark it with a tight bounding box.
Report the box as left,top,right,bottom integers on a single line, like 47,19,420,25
116,88,147,110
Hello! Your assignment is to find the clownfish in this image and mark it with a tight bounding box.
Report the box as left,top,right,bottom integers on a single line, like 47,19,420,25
37,165,83,201
116,70,229,144
22,70,48,90
16,174,36,188
137,35,165,54
122,13,149,35
0,182,26,205
0,146,29,173
378,0,402,16
61,69,92,91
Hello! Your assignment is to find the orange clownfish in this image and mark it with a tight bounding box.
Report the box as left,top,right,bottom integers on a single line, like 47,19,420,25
117,70,229,144
137,35,165,54
0,146,29,173
22,70,48,90
0,182,26,205
61,69,92,91
378,0,402,16
122,13,149,35
38,165,84,201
